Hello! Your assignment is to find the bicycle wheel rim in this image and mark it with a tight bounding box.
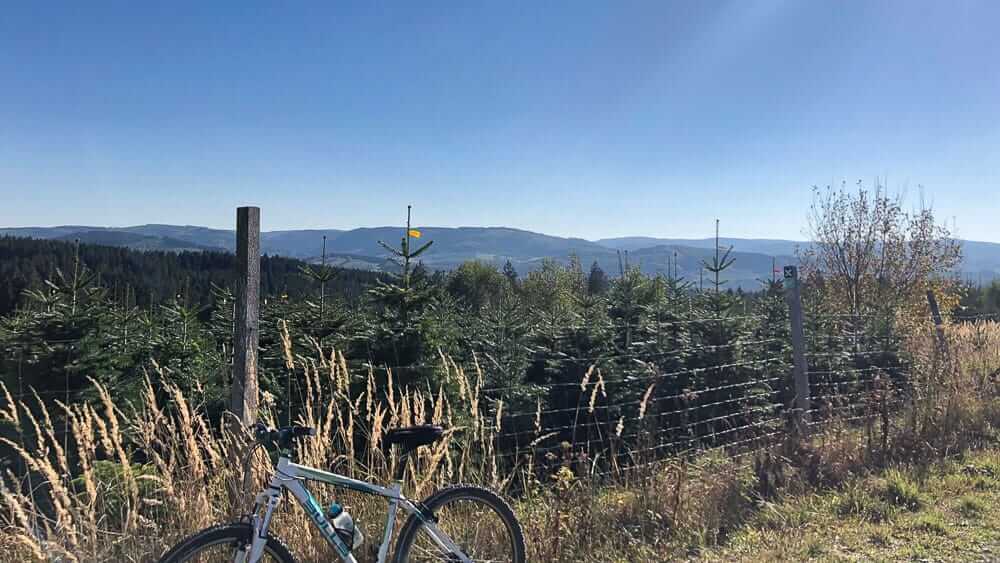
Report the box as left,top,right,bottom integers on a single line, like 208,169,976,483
399,493,521,563
172,537,288,562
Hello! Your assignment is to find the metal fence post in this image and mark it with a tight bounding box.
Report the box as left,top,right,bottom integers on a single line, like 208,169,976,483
784,265,811,430
231,206,261,427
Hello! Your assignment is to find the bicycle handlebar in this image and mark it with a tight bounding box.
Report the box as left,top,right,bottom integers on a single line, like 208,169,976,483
252,422,316,450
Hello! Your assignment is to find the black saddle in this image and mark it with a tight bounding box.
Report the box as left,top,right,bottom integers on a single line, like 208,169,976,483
385,424,444,451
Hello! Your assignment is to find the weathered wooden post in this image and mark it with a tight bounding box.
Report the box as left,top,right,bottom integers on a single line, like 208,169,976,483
926,290,948,352
231,206,260,427
784,265,811,430
926,288,952,394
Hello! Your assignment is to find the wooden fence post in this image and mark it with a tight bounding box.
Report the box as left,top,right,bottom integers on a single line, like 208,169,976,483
231,206,261,427
783,265,811,430
926,290,948,352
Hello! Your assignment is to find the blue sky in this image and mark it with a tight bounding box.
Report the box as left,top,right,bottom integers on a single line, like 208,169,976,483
1,1,998,241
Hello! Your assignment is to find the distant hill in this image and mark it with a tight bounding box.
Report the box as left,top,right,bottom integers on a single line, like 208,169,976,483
2,225,233,253
596,236,807,257
3,224,999,288
55,230,225,252
118,224,236,250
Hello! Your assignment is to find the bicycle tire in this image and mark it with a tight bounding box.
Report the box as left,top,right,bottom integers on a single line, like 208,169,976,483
157,522,297,563
393,485,526,563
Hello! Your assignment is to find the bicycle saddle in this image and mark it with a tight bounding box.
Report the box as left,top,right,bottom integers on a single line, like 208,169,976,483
384,424,444,450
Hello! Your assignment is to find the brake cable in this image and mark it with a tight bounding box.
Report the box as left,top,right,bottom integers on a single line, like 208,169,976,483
240,441,265,503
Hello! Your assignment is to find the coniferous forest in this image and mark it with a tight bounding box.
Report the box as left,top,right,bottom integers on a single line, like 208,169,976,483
1,232,793,439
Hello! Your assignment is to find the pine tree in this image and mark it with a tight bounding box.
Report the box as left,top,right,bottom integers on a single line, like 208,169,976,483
365,206,439,372
502,260,519,287
298,235,342,320
369,205,435,328
609,251,644,351
690,221,753,445
587,261,610,295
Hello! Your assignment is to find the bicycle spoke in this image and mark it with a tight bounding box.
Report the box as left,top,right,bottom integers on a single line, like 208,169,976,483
405,496,518,563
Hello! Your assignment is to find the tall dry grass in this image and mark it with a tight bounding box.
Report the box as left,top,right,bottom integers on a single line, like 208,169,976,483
0,322,997,562
0,342,509,562
897,320,1000,456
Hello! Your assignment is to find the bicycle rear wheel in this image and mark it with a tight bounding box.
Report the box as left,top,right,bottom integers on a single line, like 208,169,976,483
394,485,526,563
157,522,296,563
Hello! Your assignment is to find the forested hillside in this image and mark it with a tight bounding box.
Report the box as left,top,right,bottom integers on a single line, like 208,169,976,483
0,236,383,316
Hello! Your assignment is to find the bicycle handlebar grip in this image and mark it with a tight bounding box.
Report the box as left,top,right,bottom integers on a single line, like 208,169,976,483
252,422,271,442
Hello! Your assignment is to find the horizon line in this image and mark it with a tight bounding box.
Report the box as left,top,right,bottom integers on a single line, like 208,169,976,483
2,223,999,246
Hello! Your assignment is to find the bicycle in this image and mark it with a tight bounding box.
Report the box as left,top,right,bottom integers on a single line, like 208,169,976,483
158,423,526,563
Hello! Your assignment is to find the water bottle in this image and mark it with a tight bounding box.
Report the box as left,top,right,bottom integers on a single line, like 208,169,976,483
327,503,364,550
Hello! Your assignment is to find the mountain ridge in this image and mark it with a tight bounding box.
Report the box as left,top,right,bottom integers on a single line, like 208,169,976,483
2,224,998,287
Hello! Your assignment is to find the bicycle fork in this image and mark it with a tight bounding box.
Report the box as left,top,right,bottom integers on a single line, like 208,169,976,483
231,487,280,563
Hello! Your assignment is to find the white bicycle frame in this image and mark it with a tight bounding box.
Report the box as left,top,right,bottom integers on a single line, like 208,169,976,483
238,456,471,563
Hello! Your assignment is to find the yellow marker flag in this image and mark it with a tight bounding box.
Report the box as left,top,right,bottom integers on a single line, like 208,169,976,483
408,229,422,238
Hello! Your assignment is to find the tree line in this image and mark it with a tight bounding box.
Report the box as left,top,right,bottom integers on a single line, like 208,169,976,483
0,236,384,316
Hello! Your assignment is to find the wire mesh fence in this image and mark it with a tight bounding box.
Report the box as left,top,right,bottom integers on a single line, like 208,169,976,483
2,280,964,490
262,291,931,483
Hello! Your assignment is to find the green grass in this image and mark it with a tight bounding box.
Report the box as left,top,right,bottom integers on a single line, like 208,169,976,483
697,448,1000,561
879,468,924,510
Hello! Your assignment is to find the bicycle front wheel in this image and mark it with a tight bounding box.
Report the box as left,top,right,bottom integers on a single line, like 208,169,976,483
394,485,526,563
157,522,297,563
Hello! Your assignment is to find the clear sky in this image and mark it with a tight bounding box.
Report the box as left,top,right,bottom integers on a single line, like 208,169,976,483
1,1,998,241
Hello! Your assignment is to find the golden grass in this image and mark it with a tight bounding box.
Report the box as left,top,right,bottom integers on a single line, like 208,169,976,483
0,340,509,562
